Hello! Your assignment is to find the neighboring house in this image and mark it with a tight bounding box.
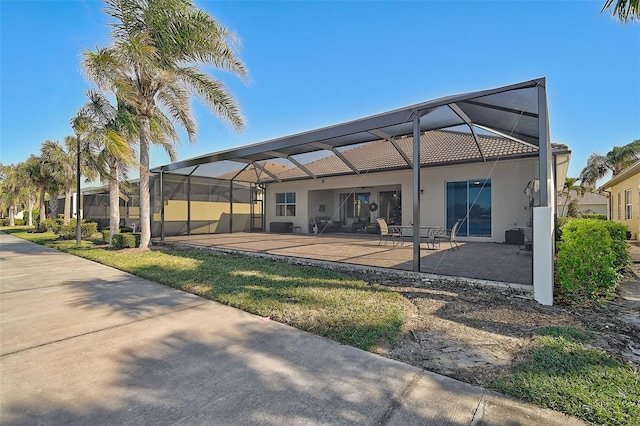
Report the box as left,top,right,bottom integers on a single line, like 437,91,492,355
599,160,640,239
557,190,607,218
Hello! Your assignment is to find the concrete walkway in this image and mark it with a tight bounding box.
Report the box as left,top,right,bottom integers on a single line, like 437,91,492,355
0,233,583,425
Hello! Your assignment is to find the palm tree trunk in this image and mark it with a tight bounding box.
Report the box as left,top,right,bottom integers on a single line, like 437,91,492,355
139,115,151,249
9,205,15,227
39,190,46,222
109,164,120,247
28,195,35,226
64,186,72,224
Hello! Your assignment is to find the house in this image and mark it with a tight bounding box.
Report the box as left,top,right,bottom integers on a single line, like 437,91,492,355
264,130,570,244
557,190,607,217
599,160,640,239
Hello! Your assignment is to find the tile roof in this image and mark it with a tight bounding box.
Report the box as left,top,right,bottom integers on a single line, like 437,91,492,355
557,190,607,205
275,129,540,181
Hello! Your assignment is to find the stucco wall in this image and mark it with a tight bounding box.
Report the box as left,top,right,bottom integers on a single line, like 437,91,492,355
607,175,640,239
265,157,539,243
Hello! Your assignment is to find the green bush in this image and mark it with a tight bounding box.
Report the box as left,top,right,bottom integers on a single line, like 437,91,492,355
581,214,607,220
112,232,141,249
120,226,133,233
14,218,24,226
102,229,111,244
37,218,58,233
556,219,624,301
55,220,99,240
555,217,574,241
0,218,8,226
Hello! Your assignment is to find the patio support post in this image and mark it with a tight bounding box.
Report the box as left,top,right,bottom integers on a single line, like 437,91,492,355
160,167,165,241
229,181,234,233
412,109,421,272
187,175,191,236
533,79,554,306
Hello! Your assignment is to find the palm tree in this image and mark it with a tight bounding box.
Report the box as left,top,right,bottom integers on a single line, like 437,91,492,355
74,90,137,245
40,137,90,223
83,0,248,249
579,139,640,188
602,0,640,23
0,163,24,226
558,177,587,217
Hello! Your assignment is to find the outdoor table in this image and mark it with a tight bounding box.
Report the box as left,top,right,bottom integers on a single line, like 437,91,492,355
388,225,441,249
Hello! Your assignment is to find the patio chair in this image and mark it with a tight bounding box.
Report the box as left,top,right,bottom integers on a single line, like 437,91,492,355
433,219,462,250
376,218,401,246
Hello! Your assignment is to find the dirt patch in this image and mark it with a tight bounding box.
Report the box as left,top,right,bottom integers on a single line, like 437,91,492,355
364,272,640,388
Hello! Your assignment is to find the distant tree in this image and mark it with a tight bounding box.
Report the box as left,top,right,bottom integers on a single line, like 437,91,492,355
24,154,65,222
579,139,640,188
559,177,586,217
601,0,640,23
0,164,23,226
40,138,82,223
566,199,580,218
83,0,248,249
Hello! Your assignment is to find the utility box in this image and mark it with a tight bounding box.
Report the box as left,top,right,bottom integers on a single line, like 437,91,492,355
505,228,525,245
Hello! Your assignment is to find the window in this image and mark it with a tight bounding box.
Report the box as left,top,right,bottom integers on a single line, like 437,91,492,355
625,189,632,220
618,192,622,220
276,192,296,216
446,179,491,237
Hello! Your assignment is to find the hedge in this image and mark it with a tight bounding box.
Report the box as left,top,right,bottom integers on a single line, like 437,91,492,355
56,220,99,240
112,233,141,249
556,219,629,301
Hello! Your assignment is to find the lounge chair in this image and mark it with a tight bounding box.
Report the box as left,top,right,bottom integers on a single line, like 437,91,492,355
376,218,401,246
433,219,462,250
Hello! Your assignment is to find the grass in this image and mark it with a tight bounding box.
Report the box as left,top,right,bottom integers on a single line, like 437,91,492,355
494,326,640,425
3,226,639,424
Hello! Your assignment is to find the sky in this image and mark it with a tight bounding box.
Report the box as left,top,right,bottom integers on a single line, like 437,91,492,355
1,0,639,185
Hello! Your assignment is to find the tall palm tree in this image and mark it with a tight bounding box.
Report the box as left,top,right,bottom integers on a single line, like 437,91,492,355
579,138,640,188
75,90,137,245
602,0,640,23
83,0,248,249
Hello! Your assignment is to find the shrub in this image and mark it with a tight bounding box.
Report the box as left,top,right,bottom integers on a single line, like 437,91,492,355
0,218,8,226
112,233,140,249
37,218,58,233
581,214,607,220
14,218,24,226
120,226,133,233
102,229,111,244
54,220,99,240
555,217,574,241
556,219,622,301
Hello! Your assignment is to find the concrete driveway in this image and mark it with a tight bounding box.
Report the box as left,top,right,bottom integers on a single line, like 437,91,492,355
0,233,583,425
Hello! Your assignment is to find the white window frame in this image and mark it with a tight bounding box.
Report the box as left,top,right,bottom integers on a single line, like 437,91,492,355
618,192,622,220
275,192,296,217
625,189,632,220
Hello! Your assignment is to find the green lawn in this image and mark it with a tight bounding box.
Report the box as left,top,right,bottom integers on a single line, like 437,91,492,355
3,226,638,425
495,326,640,426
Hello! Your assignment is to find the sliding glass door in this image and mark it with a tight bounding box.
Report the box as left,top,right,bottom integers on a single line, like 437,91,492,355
446,180,491,237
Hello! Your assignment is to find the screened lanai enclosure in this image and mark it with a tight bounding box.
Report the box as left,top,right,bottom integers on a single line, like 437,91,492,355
149,78,564,304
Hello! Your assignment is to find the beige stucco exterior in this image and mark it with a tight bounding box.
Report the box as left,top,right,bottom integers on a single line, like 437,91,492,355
600,161,640,239
265,157,544,243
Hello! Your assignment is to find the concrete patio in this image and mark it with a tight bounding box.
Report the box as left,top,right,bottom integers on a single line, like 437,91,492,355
157,232,533,287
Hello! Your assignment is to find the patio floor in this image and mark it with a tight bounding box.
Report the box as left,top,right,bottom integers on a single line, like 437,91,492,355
157,232,533,287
